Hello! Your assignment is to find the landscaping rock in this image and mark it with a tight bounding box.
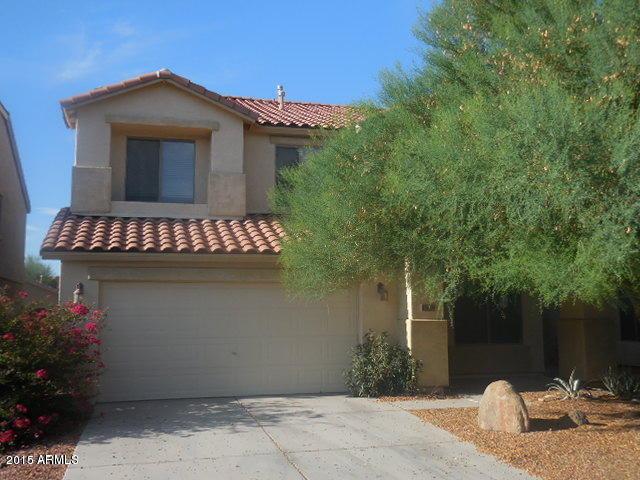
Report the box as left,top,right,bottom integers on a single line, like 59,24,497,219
568,410,589,426
478,380,530,433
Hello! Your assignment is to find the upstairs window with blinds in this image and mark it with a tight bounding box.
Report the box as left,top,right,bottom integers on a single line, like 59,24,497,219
126,139,195,203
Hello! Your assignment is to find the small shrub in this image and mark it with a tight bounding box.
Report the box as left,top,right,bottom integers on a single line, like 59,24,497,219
601,367,640,400
0,290,105,451
344,331,421,397
547,368,588,400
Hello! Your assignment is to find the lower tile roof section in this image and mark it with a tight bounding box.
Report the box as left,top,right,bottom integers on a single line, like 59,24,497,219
41,208,284,255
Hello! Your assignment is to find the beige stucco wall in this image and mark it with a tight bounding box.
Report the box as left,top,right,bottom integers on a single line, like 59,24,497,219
244,133,314,214
72,83,246,217
0,115,27,284
69,82,320,218
358,280,401,342
557,302,618,380
75,83,244,172
245,133,275,214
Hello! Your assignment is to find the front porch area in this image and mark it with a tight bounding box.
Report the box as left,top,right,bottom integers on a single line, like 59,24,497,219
391,280,639,388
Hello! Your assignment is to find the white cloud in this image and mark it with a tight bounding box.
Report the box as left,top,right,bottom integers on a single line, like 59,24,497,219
35,207,60,215
57,48,101,82
112,20,137,38
54,22,159,83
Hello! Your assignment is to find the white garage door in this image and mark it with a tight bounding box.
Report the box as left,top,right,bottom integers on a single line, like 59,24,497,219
98,281,357,401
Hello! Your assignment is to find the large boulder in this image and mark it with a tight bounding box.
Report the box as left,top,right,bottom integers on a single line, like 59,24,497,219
478,380,530,433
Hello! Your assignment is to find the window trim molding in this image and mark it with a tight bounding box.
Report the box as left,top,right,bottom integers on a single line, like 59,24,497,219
106,114,220,131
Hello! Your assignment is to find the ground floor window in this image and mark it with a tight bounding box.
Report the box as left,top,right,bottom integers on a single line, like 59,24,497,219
453,295,522,344
619,297,640,342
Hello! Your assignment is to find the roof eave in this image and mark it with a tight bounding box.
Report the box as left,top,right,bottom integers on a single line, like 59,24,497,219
60,77,259,129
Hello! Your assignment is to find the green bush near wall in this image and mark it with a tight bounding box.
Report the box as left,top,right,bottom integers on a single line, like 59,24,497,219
344,331,421,397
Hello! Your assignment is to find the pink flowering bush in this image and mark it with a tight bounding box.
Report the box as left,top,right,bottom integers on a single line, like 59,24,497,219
0,290,105,451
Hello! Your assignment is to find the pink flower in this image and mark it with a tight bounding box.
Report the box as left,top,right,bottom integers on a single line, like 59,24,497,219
13,418,31,429
37,415,53,426
69,304,89,316
34,309,48,320
17,290,29,299
70,327,83,336
0,430,16,443
85,322,98,333
87,335,101,345
35,369,48,380
15,404,28,414
2,332,15,341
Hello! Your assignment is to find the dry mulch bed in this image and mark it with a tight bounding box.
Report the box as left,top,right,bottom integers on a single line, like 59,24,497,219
379,386,460,402
0,420,84,480
413,390,640,480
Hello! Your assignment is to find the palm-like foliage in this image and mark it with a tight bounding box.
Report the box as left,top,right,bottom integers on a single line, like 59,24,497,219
547,368,587,400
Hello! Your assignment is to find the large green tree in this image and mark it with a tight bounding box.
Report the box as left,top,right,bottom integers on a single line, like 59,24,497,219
273,0,640,308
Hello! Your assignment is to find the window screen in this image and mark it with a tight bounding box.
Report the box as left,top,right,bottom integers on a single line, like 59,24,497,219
126,139,160,202
125,139,194,203
275,146,301,185
160,141,195,203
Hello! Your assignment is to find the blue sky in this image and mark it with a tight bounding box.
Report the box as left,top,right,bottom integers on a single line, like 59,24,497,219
0,0,433,274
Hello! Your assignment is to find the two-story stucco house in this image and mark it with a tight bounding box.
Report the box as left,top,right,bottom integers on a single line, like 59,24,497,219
42,70,635,402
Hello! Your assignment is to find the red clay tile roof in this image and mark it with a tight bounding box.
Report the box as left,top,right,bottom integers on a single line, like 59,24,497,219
60,69,356,129
225,96,355,128
41,208,284,255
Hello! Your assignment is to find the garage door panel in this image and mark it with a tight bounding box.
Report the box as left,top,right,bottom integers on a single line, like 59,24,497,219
327,338,355,364
98,281,357,401
296,339,325,365
322,367,346,391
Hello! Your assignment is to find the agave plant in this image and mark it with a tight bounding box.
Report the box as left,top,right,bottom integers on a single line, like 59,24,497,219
547,368,588,400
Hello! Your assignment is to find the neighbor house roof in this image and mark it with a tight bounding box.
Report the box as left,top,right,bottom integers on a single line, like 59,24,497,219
0,101,30,212
60,69,356,129
41,208,284,255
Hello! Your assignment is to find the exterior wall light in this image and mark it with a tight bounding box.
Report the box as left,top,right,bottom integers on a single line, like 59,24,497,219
73,282,84,303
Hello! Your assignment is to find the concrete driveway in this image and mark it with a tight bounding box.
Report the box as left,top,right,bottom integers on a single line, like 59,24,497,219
64,395,534,480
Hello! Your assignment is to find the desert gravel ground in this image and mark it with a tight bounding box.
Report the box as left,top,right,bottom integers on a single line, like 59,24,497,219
414,391,640,480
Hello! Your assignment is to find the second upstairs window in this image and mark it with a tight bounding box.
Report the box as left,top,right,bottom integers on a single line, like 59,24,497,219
275,146,319,185
126,139,195,203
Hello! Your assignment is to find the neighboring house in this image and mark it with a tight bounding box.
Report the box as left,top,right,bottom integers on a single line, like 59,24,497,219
0,101,30,289
0,102,57,302
41,70,636,402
